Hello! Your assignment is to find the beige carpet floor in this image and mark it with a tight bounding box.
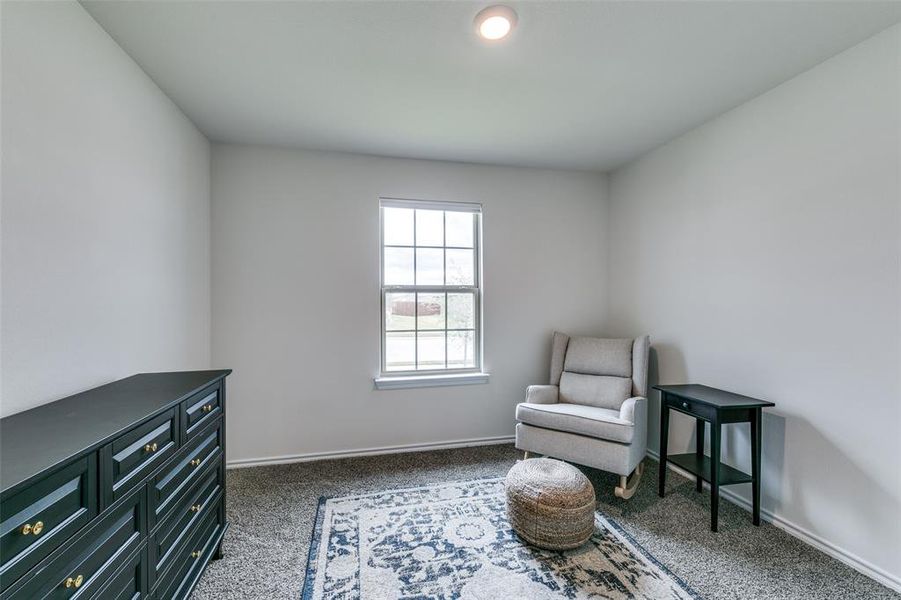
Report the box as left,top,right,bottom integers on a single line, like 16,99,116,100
191,444,898,599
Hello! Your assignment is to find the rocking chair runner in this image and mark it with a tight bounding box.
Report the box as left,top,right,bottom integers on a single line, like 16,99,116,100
515,333,650,499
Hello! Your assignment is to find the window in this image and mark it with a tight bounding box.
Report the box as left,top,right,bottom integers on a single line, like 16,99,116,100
379,198,482,379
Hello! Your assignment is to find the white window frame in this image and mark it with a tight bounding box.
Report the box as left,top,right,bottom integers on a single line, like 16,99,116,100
377,197,486,387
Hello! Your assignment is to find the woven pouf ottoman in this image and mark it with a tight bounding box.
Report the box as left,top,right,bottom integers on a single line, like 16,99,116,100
505,458,596,550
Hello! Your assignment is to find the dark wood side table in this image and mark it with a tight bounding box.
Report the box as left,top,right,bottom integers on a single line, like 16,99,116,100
653,384,775,532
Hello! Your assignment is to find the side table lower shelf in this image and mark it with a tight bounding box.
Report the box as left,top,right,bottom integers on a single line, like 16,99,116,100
667,454,752,486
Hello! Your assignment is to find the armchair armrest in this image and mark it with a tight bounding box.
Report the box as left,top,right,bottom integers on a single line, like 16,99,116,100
525,385,559,404
619,396,647,424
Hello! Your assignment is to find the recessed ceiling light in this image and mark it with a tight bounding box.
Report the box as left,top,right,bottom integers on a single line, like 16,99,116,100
474,5,517,42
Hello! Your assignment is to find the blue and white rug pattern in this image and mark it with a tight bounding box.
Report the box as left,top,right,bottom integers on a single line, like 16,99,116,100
302,477,699,599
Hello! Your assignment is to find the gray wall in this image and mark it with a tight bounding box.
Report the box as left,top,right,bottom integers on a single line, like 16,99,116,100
607,25,900,585
0,1,212,416
211,144,608,464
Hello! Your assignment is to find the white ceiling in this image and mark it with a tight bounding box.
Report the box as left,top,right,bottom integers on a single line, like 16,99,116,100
81,1,901,172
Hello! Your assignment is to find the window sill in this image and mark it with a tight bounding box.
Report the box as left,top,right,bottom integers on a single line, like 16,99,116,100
374,372,490,390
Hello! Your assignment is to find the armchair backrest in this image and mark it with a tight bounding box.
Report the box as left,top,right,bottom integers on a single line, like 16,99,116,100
549,332,650,410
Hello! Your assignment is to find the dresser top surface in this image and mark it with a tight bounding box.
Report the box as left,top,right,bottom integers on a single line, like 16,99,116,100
1,370,231,494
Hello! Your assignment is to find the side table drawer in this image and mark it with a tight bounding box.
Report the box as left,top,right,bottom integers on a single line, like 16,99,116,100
0,456,98,592
666,395,716,421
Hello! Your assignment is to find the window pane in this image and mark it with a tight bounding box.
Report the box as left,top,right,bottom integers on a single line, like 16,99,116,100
448,331,476,369
417,330,446,370
385,331,415,371
416,248,444,285
381,203,480,376
446,249,474,285
415,209,444,246
385,293,415,331
383,207,414,246
417,293,445,330
384,247,414,285
445,211,474,248
447,293,475,329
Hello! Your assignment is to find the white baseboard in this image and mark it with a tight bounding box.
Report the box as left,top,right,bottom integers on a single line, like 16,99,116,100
226,435,515,469
646,449,901,593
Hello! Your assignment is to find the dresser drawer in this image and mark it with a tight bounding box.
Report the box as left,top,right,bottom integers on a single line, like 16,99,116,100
3,489,145,600
153,506,222,600
95,544,147,600
0,456,97,592
103,410,178,504
148,422,222,528
181,387,221,442
150,465,221,580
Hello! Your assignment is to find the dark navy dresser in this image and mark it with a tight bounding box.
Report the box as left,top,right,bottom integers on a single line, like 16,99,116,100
0,370,231,599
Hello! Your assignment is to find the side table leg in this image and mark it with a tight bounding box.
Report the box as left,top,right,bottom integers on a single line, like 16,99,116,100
751,408,762,526
658,396,669,498
710,419,721,532
695,418,705,492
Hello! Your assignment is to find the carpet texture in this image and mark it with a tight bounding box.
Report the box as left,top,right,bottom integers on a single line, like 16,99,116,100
191,444,899,599
302,477,698,599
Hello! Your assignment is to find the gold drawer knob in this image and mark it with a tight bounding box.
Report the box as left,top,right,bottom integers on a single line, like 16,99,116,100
64,574,84,589
191,550,201,559
144,443,158,453
202,404,214,413
190,504,201,513
21,521,43,535
190,458,201,467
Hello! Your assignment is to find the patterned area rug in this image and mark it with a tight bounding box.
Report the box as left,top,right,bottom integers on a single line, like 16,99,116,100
302,478,699,599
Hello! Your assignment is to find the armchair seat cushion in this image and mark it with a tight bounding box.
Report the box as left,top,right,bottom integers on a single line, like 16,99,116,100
515,402,634,444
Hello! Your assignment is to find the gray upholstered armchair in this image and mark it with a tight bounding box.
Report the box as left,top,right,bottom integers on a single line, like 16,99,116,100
515,333,650,499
